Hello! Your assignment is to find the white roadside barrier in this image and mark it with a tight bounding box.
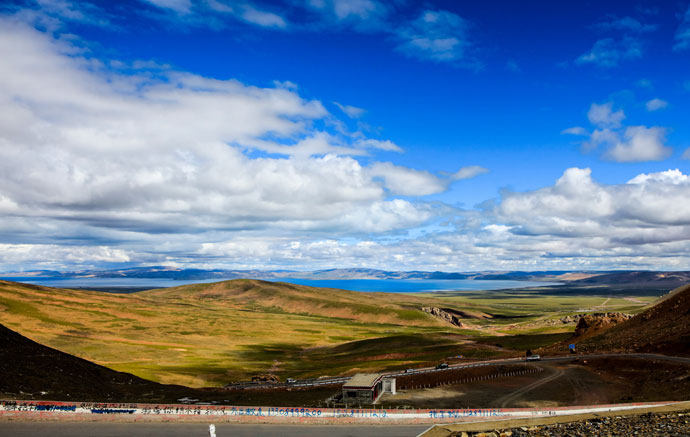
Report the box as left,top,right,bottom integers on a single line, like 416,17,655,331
1,399,685,424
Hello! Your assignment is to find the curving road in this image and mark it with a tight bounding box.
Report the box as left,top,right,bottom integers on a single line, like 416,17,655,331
231,352,690,390
539,353,690,365
3,354,689,436
476,353,690,409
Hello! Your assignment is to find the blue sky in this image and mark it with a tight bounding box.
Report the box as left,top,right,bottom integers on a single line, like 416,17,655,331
1,0,690,272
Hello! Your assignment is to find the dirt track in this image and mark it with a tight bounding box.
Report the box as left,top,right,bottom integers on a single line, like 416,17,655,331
380,356,690,410
496,367,564,408
379,363,608,409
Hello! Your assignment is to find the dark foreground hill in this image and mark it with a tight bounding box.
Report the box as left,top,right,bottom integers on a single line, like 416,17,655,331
0,323,344,406
574,283,690,355
0,323,198,402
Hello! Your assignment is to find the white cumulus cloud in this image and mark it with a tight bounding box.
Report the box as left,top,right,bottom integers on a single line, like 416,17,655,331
605,126,671,162
452,166,489,180
573,101,671,162
645,98,668,111
143,0,192,14
561,126,588,136
588,102,625,128
395,9,476,65
0,16,448,269
240,5,287,28
576,37,642,67
368,162,447,196
334,102,365,118
674,4,690,51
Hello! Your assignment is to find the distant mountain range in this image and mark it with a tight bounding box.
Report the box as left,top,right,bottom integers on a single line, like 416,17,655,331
1,266,574,281
4,266,690,286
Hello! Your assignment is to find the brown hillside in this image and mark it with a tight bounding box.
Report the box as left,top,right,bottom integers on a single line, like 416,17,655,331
575,283,690,355
142,279,489,327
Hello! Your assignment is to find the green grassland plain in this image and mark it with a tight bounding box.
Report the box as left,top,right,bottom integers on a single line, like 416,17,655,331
0,279,665,387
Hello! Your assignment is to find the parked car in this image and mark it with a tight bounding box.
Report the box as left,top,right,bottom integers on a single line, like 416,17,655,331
435,363,449,370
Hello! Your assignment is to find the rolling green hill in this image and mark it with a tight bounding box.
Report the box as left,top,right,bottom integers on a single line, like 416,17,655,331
141,278,464,326
0,279,493,387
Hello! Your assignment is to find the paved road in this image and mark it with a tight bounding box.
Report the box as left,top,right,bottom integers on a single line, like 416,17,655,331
230,353,690,390
3,352,688,437
539,353,690,365
0,423,428,437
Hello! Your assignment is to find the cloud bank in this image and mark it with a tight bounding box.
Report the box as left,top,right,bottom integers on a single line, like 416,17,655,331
0,15,485,270
1,4,690,273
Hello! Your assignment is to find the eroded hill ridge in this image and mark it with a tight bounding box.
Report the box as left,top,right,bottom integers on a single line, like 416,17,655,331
573,283,690,355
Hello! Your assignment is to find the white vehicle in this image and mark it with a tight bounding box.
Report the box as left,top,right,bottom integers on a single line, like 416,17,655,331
526,354,541,361
286,378,297,383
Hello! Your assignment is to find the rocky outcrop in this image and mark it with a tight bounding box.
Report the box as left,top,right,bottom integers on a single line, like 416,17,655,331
574,284,690,356
250,374,280,383
573,312,632,337
421,307,466,328
559,315,578,324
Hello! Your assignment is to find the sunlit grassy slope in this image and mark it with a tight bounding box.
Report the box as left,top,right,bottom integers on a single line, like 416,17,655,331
0,279,493,386
0,279,660,387
421,285,658,334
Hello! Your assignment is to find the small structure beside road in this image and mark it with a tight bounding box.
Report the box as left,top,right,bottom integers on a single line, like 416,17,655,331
342,373,396,404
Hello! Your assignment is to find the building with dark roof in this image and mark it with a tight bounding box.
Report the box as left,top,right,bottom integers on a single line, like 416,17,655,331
341,373,395,404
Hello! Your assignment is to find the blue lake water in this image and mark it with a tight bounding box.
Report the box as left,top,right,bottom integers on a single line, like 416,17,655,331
0,276,560,293
276,278,560,293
